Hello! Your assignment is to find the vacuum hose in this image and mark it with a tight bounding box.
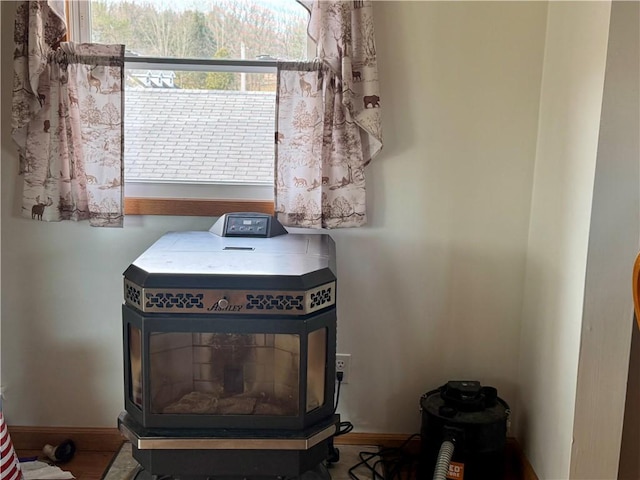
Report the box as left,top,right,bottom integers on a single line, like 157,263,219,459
432,440,455,480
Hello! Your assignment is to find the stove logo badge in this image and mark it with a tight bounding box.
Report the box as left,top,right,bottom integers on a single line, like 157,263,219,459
208,297,243,312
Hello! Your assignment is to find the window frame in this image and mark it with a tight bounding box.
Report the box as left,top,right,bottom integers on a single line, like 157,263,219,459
67,1,312,216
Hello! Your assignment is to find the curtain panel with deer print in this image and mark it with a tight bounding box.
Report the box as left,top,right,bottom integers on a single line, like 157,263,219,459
12,1,125,227
274,0,382,229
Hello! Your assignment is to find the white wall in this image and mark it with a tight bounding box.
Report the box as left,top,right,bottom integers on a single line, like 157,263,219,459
331,1,548,432
1,0,548,432
517,2,612,479
571,1,639,477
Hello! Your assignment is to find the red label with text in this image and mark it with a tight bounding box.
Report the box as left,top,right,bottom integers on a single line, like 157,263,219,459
446,461,465,480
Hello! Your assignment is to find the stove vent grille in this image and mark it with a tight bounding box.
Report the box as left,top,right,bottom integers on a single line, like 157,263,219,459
307,284,335,313
246,294,304,311
125,282,142,309
124,280,336,315
146,292,205,309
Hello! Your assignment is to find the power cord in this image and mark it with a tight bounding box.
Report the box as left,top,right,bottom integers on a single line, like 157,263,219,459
333,371,343,414
333,371,354,436
347,433,421,480
326,371,354,465
329,373,420,479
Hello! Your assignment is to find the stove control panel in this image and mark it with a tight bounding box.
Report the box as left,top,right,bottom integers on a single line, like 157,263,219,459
210,213,288,238
226,216,268,235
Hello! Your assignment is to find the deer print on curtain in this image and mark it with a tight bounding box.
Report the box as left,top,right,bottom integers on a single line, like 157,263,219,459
274,0,382,229
12,1,125,227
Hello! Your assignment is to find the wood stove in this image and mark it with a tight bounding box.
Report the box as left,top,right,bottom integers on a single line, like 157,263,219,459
118,213,339,480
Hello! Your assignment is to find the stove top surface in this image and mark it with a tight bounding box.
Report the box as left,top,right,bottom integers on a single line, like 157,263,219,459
128,231,335,278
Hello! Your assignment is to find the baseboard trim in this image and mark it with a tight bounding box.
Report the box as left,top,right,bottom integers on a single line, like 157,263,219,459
334,431,419,448
8,426,125,453
8,427,538,479
514,440,539,480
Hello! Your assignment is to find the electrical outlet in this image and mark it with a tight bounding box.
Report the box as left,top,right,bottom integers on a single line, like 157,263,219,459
336,353,351,384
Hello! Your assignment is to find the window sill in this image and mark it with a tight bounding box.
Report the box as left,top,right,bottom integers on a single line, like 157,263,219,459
124,198,274,216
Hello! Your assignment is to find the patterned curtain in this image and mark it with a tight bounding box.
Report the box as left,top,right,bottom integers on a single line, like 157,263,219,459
274,0,382,229
12,1,125,227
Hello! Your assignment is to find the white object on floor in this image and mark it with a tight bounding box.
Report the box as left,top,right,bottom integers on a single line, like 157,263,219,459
20,461,74,480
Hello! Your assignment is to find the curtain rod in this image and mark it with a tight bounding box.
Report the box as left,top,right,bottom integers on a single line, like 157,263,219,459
124,56,277,73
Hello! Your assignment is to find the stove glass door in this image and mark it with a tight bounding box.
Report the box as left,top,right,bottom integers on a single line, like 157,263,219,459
148,332,301,416
129,325,143,409
306,328,327,412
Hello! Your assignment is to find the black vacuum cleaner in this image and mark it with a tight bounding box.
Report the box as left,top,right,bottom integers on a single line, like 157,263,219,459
419,381,510,480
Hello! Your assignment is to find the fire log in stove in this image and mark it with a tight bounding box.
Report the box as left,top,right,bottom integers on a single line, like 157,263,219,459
118,213,339,480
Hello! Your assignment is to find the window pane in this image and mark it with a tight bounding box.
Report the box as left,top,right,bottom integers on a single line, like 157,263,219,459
125,71,275,184
85,1,305,187
89,0,309,61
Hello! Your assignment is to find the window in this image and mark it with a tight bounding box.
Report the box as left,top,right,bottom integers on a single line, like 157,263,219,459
68,0,310,215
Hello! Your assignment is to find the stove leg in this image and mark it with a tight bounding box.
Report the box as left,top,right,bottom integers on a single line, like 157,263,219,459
325,438,340,465
296,462,331,480
132,466,174,480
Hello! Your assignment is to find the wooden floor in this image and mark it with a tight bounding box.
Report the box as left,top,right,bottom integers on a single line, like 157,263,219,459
16,448,120,480
16,445,525,480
